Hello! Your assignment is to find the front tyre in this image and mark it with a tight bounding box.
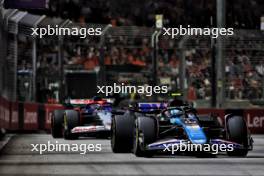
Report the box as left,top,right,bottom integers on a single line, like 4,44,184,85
63,110,79,140
133,116,157,157
51,110,64,138
111,115,134,153
226,115,249,157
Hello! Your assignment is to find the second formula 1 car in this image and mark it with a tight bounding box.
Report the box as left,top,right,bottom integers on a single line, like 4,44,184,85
111,102,253,157
51,97,113,139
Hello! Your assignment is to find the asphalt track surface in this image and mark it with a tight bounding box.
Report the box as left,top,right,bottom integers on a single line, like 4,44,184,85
0,134,263,176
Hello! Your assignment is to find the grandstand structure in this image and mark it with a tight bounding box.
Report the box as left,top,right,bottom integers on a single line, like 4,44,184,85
0,1,263,108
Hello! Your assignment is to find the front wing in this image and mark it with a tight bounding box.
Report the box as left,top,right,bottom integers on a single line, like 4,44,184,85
147,138,251,152
71,125,111,134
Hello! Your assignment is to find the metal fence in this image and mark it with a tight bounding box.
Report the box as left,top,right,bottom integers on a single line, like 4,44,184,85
177,30,264,107
0,5,263,107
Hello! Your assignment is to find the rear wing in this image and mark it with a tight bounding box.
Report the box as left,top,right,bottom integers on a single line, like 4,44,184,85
69,98,113,105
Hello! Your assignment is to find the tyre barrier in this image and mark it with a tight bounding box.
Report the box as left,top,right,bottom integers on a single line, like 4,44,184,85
0,96,263,133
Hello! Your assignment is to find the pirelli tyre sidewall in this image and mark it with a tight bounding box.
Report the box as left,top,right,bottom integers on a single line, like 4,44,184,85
63,110,80,140
133,116,157,157
51,110,64,138
226,115,249,157
111,114,134,153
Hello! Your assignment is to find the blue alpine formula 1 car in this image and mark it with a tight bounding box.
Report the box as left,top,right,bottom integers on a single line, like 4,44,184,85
111,102,253,157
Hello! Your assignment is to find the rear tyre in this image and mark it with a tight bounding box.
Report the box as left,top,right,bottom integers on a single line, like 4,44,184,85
63,110,79,140
226,115,248,157
133,116,157,157
51,110,64,138
111,114,134,153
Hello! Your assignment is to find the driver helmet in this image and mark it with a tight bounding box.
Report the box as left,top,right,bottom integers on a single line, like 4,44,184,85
169,92,186,107
169,99,185,107
170,109,182,116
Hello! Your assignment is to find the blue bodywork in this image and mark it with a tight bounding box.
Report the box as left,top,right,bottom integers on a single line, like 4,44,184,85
138,103,207,145
170,116,207,144
84,103,112,114
135,104,244,152
138,102,167,112
70,103,113,134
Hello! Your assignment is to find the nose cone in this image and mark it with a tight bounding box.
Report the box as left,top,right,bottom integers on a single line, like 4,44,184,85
185,125,207,144
192,139,207,144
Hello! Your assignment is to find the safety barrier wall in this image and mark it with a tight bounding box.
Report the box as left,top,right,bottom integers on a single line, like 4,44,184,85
197,109,264,134
10,101,18,130
42,104,64,130
0,96,263,133
0,96,64,131
23,103,39,130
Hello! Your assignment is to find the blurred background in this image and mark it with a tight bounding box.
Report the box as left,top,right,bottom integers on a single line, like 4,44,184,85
0,0,263,108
